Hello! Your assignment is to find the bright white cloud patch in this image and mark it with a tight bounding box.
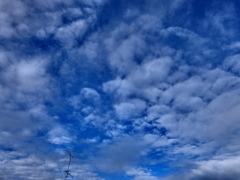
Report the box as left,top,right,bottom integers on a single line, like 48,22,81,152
47,126,74,145
114,99,147,120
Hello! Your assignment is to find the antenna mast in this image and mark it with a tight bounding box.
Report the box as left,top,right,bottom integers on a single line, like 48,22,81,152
64,150,74,179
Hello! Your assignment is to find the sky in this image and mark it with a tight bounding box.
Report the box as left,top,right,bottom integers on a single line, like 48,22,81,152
1,0,240,179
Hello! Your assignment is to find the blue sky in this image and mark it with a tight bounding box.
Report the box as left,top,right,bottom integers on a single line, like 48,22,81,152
1,0,240,179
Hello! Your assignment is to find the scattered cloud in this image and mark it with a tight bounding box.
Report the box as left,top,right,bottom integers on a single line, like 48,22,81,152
1,0,240,179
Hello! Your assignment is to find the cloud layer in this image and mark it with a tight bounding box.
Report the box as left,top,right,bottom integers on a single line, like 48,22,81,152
1,0,240,179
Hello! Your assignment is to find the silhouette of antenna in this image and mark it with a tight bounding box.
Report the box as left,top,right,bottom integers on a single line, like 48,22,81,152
64,150,74,179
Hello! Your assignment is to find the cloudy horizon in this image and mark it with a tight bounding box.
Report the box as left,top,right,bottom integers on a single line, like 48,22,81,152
1,0,240,179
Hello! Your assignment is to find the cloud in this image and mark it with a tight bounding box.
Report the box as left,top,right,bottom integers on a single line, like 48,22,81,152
102,56,173,101
68,163,105,180
93,136,151,173
0,0,27,38
190,156,240,180
223,54,240,75
69,87,101,109
5,59,50,93
0,153,62,180
0,150,104,180
164,155,240,180
106,34,146,75
1,0,240,179
47,126,74,145
55,19,89,48
114,99,147,120
0,0,108,178
99,2,240,178
202,2,237,38
226,42,240,50
81,88,101,101
128,57,173,86
126,167,159,180
103,77,136,100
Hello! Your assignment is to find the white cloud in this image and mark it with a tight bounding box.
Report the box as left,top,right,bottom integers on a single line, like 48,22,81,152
103,56,173,102
161,27,198,39
0,154,62,180
1,56,51,94
147,105,171,121
0,0,27,38
223,54,240,75
69,164,105,180
190,156,240,179
55,20,88,48
143,134,176,148
94,137,149,173
69,87,101,109
103,77,138,100
1,0,240,179
129,57,173,86
81,87,101,100
226,42,240,50
107,34,145,75
164,155,240,180
126,167,159,180
114,99,147,120
0,150,104,180
47,126,74,145
81,0,106,6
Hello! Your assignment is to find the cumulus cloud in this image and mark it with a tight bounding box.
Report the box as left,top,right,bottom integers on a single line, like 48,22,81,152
47,126,74,145
0,0,107,179
190,156,240,180
0,154,62,180
114,99,147,120
69,87,101,109
55,19,89,48
164,156,240,180
1,0,240,179
223,54,240,75
126,167,159,180
98,1,240,178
